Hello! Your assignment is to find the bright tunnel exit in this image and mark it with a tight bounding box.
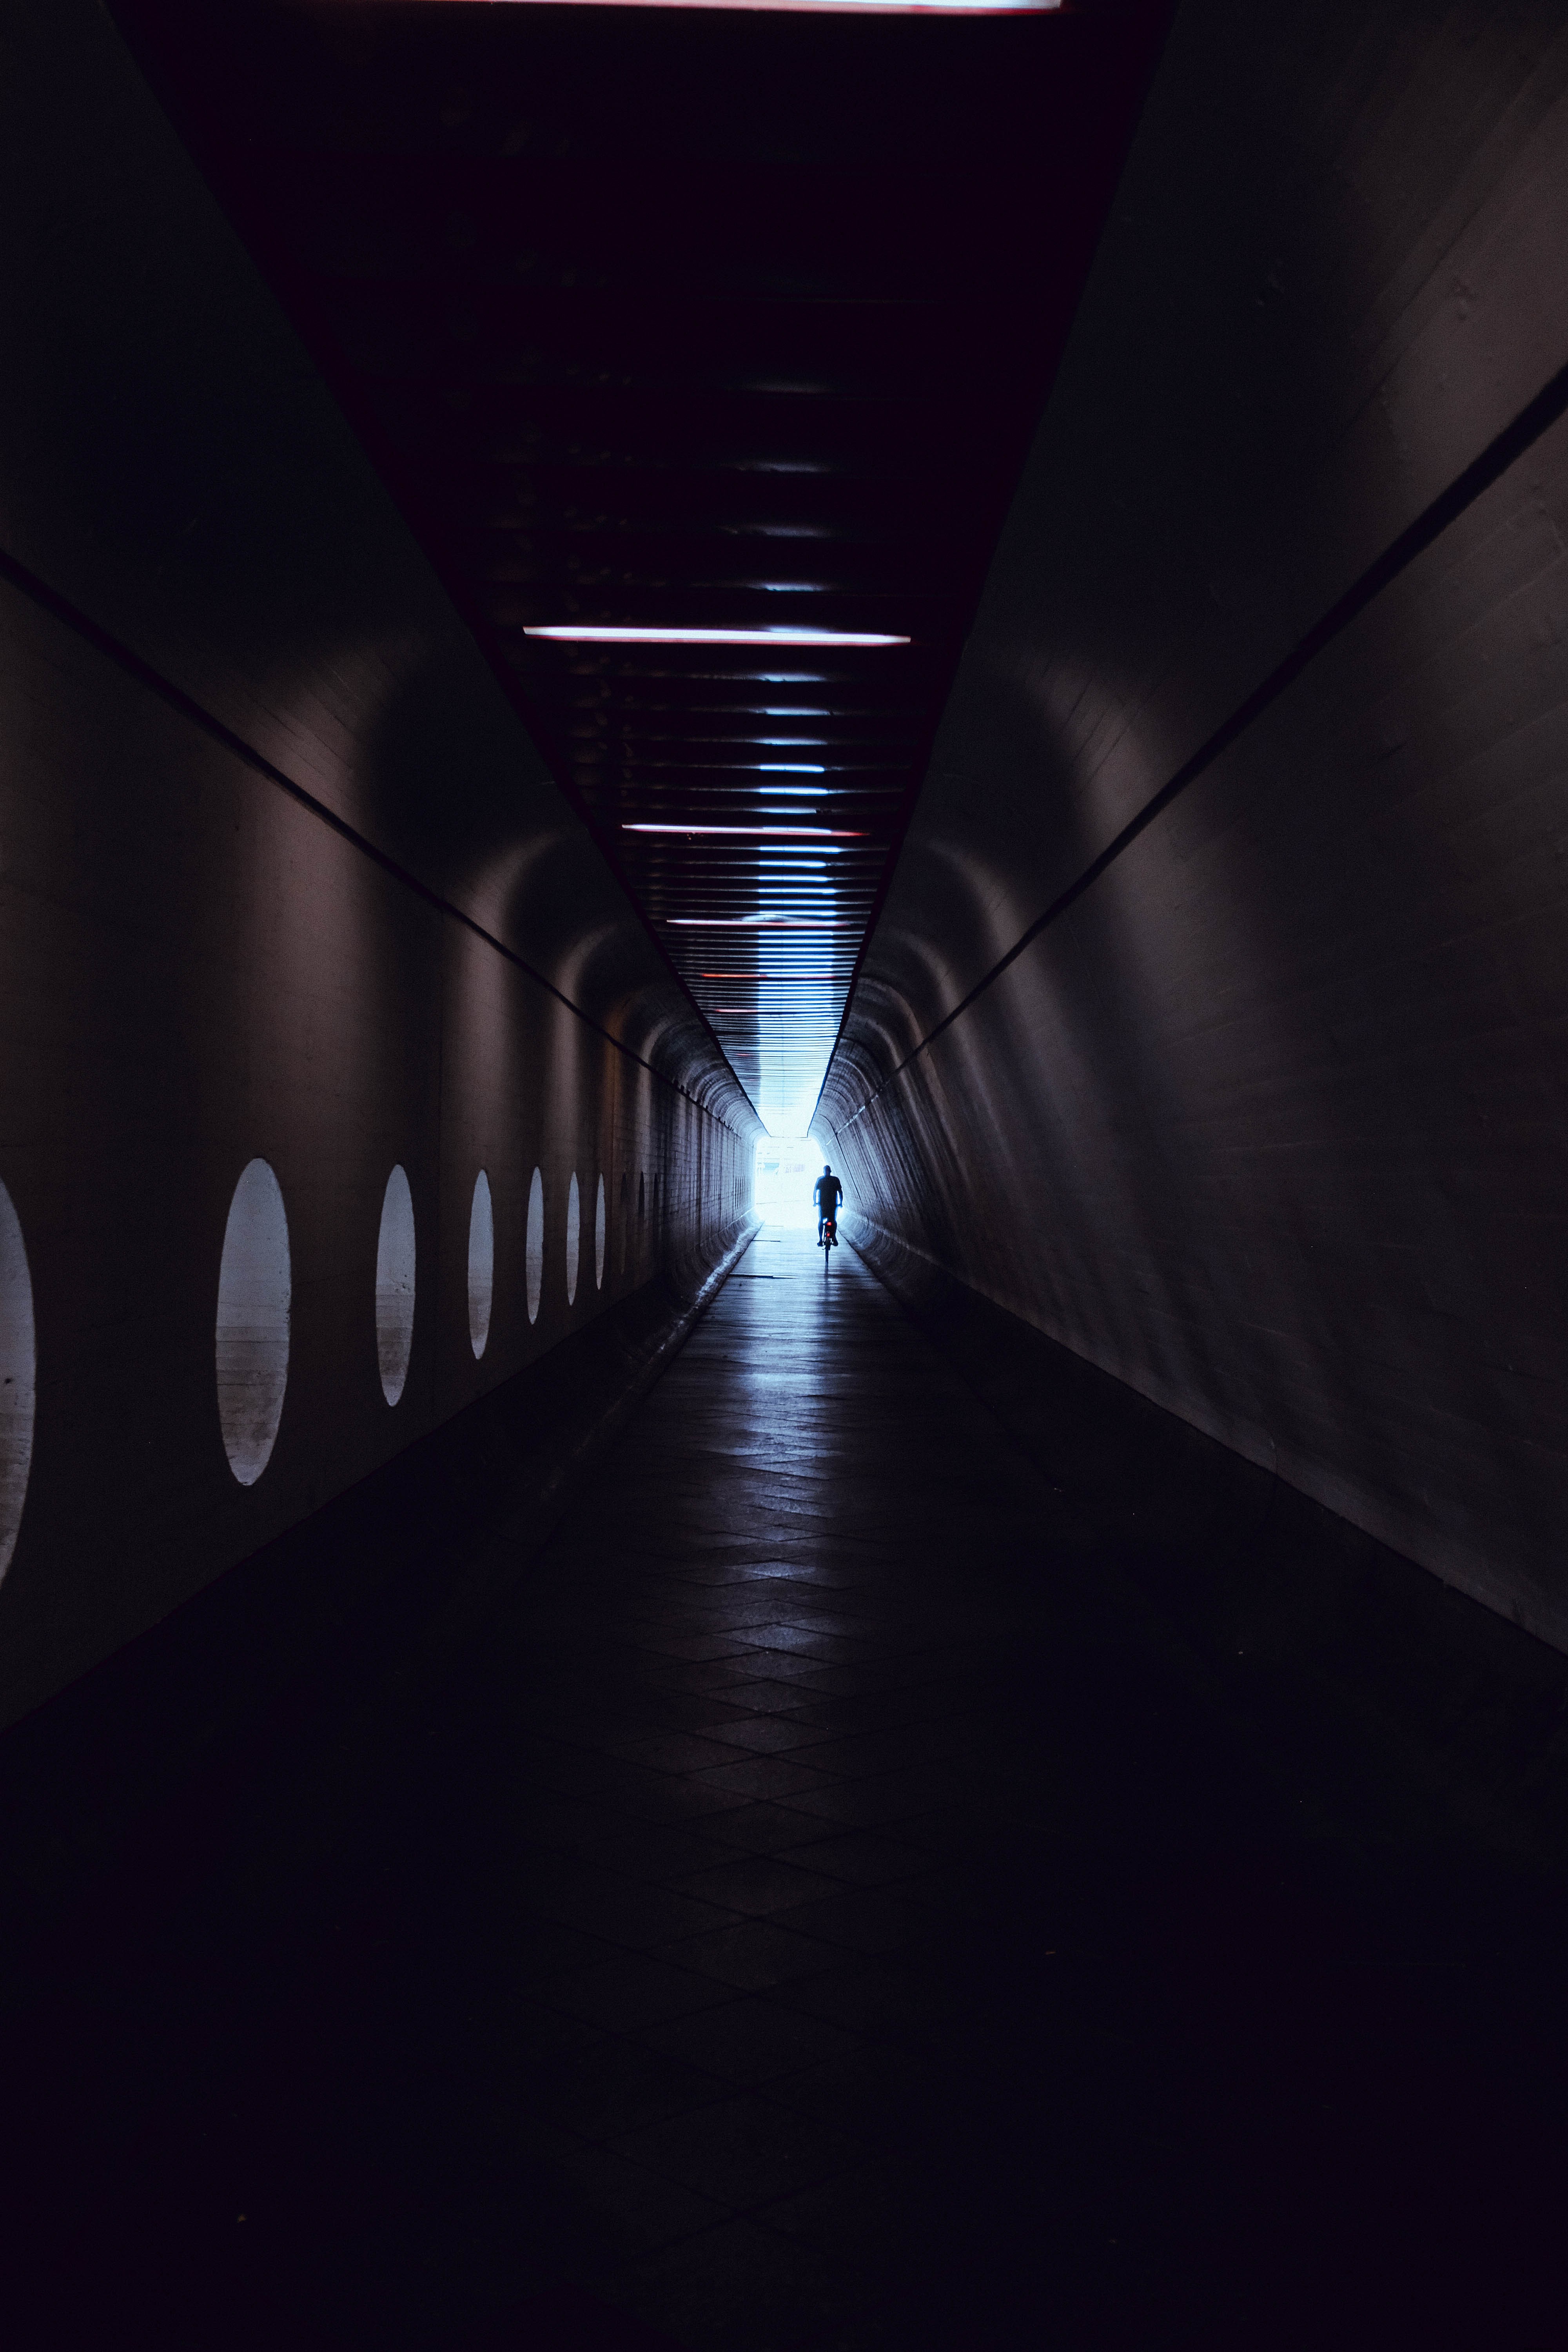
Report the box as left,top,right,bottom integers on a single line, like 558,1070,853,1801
753,1137,837,1229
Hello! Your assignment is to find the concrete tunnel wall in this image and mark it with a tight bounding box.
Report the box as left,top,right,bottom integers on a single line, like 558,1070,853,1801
823,0,1568,1650
0,0,758,1730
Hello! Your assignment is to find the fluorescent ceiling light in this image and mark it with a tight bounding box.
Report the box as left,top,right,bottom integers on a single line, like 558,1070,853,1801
471,2,1058,12
624,824,864,836
668,915,852,927
524,625,909,646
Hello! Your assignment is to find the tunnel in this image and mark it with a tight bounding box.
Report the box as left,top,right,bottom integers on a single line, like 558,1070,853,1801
1,0,1566,2343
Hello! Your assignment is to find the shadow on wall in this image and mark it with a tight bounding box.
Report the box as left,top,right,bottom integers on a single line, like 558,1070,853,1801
0,1017,751,1737
0,573,756,1735
0,0,759,1728
823,0,1568,1651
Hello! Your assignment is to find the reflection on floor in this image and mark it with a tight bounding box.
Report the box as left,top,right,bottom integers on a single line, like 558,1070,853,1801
7,1228,1566,2348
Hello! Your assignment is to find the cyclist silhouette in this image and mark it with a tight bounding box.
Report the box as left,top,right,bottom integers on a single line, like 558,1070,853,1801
813,1163,843,1247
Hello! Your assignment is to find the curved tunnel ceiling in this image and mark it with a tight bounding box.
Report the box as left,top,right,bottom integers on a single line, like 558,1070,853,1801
113,0,1171,1136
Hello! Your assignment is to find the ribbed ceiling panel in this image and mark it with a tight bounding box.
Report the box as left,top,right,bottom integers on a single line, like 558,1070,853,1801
114,0,1169,1134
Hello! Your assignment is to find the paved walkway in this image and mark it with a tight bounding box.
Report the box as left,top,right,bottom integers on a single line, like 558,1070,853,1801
260,1225,1515,2351
410,1221,1069,2348
15,1226,1561,2349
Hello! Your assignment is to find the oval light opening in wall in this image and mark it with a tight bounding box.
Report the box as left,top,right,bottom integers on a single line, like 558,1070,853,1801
216,1157,290,1487
376,1163,416,1405
468,1169,494,1360
566,1172,581,1307
526,1166,544,1325
0,1182,37,1583
595,1174,606,1290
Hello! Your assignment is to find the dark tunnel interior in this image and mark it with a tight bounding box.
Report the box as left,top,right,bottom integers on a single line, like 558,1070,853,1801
2,1,1567,2346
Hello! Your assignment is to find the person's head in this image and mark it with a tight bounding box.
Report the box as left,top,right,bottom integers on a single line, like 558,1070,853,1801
822,1164,832,1177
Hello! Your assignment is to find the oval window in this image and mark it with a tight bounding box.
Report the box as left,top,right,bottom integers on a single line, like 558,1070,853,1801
0,1182,37,1583
566,1171,581,1307
216,1158,290,1486
595,1174,606,1291
526,1166,544,1325
468,1169,494,1360
376,1164,416,1406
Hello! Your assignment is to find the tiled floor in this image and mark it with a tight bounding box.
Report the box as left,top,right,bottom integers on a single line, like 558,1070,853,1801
420,1223,1068,2347
10,1227,1567,2348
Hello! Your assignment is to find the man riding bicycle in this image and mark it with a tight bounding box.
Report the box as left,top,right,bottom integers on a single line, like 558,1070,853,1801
814,1163,843,1247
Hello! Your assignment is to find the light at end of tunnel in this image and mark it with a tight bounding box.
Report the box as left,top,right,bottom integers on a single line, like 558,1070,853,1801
522,624,910,647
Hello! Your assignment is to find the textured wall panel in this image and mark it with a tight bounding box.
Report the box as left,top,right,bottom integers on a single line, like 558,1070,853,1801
824,0,1568,1646
0,2,754,1722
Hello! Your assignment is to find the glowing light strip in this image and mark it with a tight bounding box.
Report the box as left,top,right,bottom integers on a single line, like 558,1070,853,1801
443,3,1057,14
524,625,909,646
668,915,853,927
611,730,839,743
624,823,864,836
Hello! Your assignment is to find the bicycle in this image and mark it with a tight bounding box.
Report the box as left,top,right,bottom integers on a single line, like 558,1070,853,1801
821,1213,837,1274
